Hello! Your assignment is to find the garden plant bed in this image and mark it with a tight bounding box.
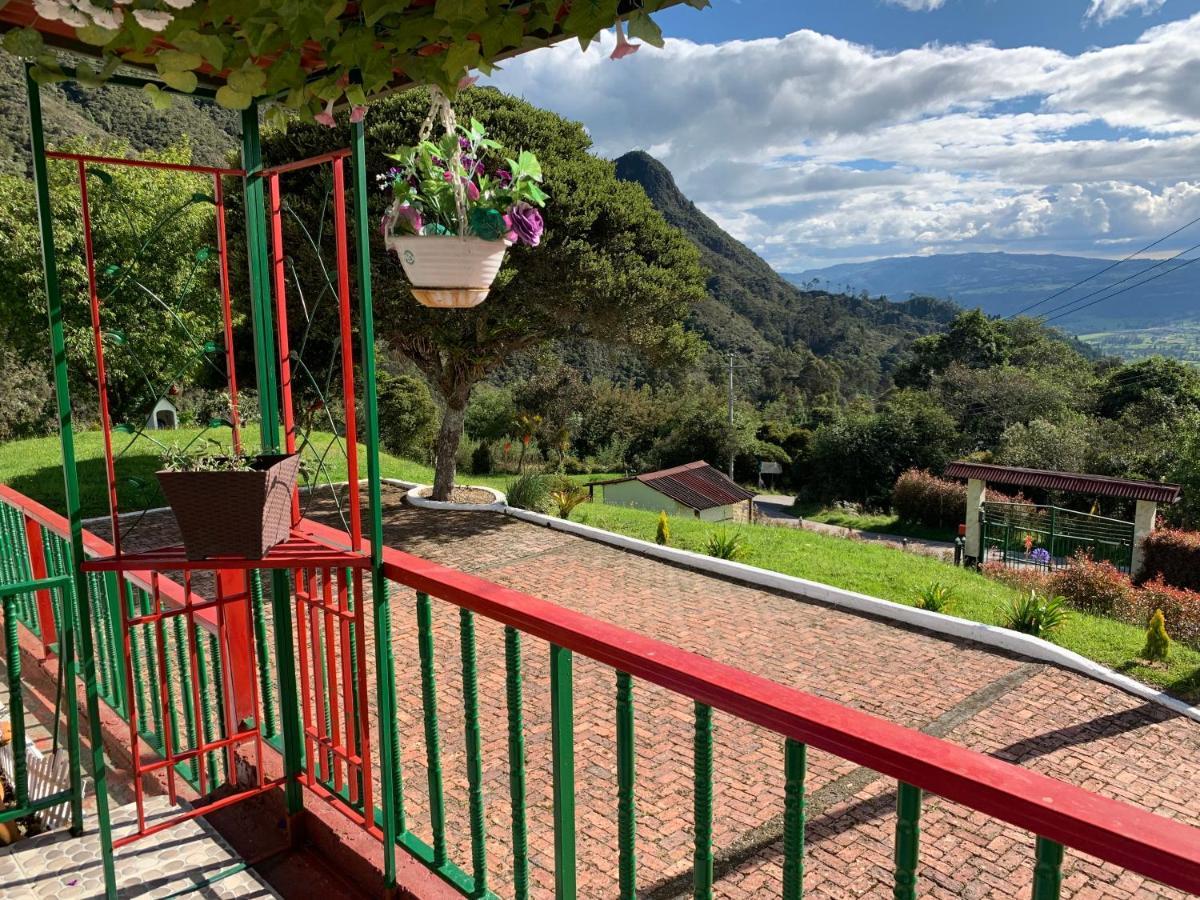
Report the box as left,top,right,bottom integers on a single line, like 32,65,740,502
412,486,498,505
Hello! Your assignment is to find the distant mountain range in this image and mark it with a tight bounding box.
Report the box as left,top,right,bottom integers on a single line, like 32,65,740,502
614,151,959,398
785,251,1200,335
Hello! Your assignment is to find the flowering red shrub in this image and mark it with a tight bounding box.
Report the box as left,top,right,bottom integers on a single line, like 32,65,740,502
1137,528,1200,592
1128,577,1200,648
980,561,1053,595
1049,553,1134,617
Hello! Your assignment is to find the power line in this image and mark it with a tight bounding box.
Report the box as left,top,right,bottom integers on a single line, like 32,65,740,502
1042,254,1200,326
1007,211,1200,318
1031,239,1200,322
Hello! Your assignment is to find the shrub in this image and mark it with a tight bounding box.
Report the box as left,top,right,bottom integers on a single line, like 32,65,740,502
656,511,670,547
471,442,494,476
1138,529,1200,592
505,472,550,513
892,469,965,529
1129,577,1200,648
980,562,1053,596
704,529,750,561
915,582,955,614
1001,591,1069,639
1142,609,1171,662
376,372,437,458
0,348,52,442
550,486,589,520
1048,553,1133,617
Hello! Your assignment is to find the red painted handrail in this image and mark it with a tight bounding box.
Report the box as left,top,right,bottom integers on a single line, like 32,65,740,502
298,515,1200,893
44,150,244,177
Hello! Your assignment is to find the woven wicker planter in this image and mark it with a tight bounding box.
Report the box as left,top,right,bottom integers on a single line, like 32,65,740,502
156,453,301,560
385,234,508,308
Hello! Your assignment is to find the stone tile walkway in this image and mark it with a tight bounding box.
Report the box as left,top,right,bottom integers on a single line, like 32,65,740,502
0,795,276,898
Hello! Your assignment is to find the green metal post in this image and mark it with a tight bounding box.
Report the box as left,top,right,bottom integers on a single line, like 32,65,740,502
1032,837,1064,900
241,104,303,819
893,782,922,900
3,596,28,805
416,591,447,866
693,702,714,900
248,571,276,736
782,739,806,900
616,671,637,900
351,117,400,885
550,644,576,899
26,68,116,898
459,609,488,897
504,626,529,900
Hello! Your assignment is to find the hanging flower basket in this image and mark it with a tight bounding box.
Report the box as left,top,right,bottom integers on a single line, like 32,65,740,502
380,91,546,309
156,452,301,560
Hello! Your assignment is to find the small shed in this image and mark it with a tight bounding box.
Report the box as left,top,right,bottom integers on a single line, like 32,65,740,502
146,398,178,431
591,461,754,522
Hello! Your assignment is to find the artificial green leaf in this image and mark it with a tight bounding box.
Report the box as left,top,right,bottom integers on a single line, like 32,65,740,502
264,104,290,135
345,84,367,108
626,13,664,48
171,30,226,70
363,0,413,26
75,63,104,89
143,83,174,111
227,66,267,96
156,49,203,72
215,85,254,110
3,27,43,59
325,0,348,22
77,24,120,47
435,0,487,25
160,70,199,93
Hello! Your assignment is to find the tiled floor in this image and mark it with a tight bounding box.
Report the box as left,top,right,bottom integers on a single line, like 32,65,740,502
0,795,277,899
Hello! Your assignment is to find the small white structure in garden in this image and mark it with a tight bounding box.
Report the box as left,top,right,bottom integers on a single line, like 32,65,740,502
146,398,178,431
591,461,754,522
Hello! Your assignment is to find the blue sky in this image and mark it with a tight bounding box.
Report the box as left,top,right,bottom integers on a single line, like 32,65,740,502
488,1,1200,271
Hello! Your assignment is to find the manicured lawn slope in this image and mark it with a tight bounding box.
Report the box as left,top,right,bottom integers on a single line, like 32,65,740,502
572,503,1200,700
800,504,954,543
0,427,608,518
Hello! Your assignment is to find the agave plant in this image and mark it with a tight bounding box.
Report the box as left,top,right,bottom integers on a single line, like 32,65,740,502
704,528,750,562
915,582,956,614
550,486,589,521
1002,590,1069,639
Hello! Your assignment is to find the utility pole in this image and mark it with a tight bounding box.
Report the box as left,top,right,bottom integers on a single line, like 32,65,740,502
725,351,749,480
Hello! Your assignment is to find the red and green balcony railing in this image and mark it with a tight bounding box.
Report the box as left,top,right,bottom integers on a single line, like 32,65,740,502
4,484,1200,896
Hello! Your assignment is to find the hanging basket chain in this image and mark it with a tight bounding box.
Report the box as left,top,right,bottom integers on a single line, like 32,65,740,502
419,85,469,239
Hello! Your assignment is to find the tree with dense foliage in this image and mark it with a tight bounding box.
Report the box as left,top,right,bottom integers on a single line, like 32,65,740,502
263,88,706,499
0,138,226,425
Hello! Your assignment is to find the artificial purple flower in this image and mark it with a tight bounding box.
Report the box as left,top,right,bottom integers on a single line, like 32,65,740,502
496,169,512,187
459,136,472,150
502,213,517,243
466,180,481,201
507,202,543,247
393,203,423,235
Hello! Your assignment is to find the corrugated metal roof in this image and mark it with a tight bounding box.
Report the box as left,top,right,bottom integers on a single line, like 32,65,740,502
602,461,755,511
944,462,1181,504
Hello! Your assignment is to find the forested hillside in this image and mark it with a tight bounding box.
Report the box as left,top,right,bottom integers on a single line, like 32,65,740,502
0,54,238,173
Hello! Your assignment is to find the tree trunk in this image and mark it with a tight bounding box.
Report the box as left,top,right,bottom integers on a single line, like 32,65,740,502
432,399,467,501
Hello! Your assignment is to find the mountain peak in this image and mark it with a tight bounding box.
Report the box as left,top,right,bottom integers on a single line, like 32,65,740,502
614,150,691,216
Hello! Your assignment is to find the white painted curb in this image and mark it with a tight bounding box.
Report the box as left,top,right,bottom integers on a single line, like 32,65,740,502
502,505,1200,724
405,483,506,512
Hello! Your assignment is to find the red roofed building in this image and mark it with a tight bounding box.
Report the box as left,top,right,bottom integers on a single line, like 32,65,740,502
592,461,755,521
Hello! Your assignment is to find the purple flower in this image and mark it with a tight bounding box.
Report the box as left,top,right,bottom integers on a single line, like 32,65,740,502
393,203,423,235
459,136,472,150
496,169,512,187
1030,547,1051,566
507,201,543,247
466,180,481,201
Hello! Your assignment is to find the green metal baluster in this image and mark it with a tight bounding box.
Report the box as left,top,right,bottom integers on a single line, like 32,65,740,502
616,671,637,900
162,618,184,771
140,590,164,750
416,591,447,865
3,595,28,805
783,740,806,900
693,702,714,900
550,644,576,900
893,783,922,900
103,573,128,716
195,626,220,787
209,632,229,784
505,626,529,900
248,570,277,737
1032,837,1064,900
171,616,199,782
459,609,488,897
128,597,149,734
87,573,112,703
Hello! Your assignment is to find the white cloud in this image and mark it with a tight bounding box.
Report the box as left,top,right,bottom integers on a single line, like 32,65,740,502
1085,0,1167,25
883,0,947,9
485,14,1200,270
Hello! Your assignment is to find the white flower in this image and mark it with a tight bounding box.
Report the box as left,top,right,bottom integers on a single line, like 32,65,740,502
74,0,122,29
34,0,86,26
163,0,195,8
132,8,172,30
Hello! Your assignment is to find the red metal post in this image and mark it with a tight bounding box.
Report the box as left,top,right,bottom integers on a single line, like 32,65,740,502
267,172,300,524
331,158,362,548
23,514,57,654
213,175,242,455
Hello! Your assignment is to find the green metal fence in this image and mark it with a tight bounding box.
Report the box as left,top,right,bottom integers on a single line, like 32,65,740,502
981,501,1135,573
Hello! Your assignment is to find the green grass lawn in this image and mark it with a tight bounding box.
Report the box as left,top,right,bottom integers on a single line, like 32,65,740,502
572,502,1200,700
796,502,955,543
0,426,610,519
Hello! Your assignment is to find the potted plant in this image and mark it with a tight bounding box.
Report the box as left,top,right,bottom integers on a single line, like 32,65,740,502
156,441,301,560
380,116,547,308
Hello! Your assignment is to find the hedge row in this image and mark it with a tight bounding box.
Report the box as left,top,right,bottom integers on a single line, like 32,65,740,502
1138,528,1200,592
893,468,1020,530
982,553,1200,649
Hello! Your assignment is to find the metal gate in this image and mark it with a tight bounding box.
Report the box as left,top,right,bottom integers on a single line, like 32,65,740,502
981,501,1134,574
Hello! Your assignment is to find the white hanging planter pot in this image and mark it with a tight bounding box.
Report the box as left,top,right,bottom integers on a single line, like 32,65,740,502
385,234,509,309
